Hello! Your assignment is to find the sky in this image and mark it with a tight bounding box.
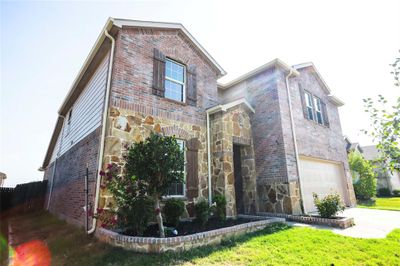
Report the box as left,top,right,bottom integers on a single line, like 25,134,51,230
1,0,399,187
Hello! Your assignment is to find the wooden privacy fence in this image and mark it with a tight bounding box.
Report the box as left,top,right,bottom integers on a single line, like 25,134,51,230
0,180,48,215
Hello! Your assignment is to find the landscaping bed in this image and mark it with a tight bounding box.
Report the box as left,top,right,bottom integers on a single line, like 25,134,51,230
121,217,256,238
96,216,284,253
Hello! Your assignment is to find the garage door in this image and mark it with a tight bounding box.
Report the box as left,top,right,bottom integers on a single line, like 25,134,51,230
299,156,349,213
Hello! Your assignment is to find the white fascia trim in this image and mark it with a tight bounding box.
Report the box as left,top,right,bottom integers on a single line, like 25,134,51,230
58,18,114,114
206,98,255,114
113,18,226,77
293,62,332,94
218,58,300,90
328,94,345,106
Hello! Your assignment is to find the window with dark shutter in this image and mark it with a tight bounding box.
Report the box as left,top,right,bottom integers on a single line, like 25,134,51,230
321,101,330,127
185,138,199,200
186,65,197,106
152,48,166,97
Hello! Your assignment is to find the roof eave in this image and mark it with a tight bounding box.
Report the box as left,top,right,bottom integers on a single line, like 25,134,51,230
328,94,345,106
218,58,299,89
113,18,226,77
58,17,114,115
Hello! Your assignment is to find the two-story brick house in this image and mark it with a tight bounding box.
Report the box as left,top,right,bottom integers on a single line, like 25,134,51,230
41,18,356,231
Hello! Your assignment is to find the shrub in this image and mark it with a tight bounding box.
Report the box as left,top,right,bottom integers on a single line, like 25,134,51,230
393,189,400,197
212,194,227,222
194,199,210,228
313,193,345,218
163,198,185,227
348,151,377,200
101,164,153,236
377,187,392,197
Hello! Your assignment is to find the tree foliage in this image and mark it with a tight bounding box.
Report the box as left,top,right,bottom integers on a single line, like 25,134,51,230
348,151,377,200
125,133,184,237
363,53,400,172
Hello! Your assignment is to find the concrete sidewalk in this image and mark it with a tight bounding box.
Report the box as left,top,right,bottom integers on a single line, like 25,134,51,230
289,207,400,238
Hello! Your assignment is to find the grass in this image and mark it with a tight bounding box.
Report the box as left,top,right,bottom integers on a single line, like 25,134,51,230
357,197,400,211
6,211,400,265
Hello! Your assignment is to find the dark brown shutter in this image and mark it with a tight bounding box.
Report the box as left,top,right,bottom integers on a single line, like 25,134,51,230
186,65,197,106
186,138,199,200
321,100,330,127
152,48,166,97
298,83,308,119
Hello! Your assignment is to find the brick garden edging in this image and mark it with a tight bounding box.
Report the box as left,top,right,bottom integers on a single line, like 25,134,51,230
257,212,354,229
95,217,285,253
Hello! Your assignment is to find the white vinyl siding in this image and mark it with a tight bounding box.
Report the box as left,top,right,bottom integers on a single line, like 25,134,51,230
49,53,110,162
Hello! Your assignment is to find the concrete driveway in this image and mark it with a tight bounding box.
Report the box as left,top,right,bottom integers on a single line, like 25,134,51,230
289,207,400,238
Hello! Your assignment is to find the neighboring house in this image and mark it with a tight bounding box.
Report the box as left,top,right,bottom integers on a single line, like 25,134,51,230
41,18,356,228
0,172,6,187
344,136,363,154
361,145,400,192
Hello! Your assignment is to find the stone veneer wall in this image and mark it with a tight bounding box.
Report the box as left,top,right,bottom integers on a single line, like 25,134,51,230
210,104,257,216
99,106,209,215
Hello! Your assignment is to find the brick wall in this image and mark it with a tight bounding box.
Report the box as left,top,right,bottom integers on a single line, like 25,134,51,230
45,127,101,226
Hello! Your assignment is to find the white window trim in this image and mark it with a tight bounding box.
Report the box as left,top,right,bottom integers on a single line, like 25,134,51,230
165,58,186,103
164,139,187,198
304,92,314,120
313,96,324,125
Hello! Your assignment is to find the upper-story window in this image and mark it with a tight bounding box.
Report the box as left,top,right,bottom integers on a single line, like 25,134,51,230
313,97,324,125
300,85,329,127
165,59,185,102
304,92,314,120
165,139,186,197
66,109,73,136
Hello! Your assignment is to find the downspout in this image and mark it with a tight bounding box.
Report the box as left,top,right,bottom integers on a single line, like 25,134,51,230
47,114,66,210
206,112,212,205
284,69,307,214
87,29,115,234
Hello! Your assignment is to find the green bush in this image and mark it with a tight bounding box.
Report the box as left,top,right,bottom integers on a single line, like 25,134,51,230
212,194,227,222
194,199,210,227
393,189,400,197
163,198,185,227
313,193,345,218
348,151,377,200
378,187,392,197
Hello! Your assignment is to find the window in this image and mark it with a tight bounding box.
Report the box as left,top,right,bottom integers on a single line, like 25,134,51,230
166,139,186,196
313,97,324,125
165,59,185,102
304,92,314,120
66,109,73,135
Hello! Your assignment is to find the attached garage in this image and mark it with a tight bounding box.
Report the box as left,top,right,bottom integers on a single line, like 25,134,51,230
299,156,349,213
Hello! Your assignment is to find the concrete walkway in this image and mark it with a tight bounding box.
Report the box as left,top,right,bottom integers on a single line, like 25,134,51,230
288,207,400,238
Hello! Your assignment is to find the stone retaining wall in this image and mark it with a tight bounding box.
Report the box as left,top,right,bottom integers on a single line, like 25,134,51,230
95,217,284,253
258,212,354,229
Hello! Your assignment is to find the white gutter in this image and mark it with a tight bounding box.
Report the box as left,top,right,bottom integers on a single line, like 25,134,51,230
284,70,307,214
87,29,115,234
205,98,255,206
47,115,66,210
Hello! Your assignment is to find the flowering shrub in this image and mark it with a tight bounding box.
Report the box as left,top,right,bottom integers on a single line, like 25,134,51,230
100,163,153,236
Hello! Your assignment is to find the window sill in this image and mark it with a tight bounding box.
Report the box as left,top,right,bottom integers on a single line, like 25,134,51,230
161,97,187,106
305,117,329,128
161,195,187,201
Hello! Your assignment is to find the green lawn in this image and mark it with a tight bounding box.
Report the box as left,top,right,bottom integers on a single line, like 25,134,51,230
358,197,400,211
6,211,400,265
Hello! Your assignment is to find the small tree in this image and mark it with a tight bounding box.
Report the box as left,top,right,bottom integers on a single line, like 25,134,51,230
348,151,377,200
125,133,184,237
